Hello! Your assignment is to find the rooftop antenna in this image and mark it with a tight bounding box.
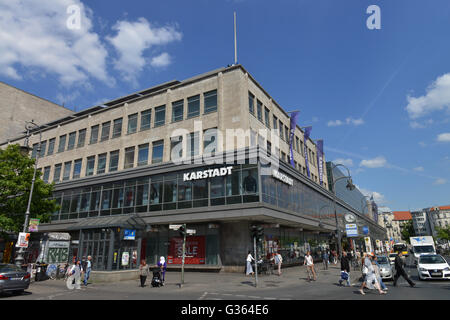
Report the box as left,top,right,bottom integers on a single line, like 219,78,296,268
234,11,237,65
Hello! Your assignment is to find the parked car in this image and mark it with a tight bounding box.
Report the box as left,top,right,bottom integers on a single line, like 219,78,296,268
0,264,31,295
388,253,397,265
376,255,393,280
417,254,450,281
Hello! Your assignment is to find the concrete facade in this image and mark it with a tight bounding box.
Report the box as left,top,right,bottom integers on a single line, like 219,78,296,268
0,81,73,143
1,65,328,188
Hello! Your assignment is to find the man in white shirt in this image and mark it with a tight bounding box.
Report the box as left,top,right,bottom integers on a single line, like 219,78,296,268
303,251,317,281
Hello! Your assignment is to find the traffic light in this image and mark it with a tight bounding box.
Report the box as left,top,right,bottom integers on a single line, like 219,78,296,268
179,224,186,237
250,225,264,242
256,226,264,242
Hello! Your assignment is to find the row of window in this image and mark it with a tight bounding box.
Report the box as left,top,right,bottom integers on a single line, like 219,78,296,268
248,91,317,168
31,90,218,160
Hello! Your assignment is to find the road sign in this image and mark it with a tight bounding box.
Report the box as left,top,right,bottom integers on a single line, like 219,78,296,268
345,224,358,237
169,224,182,230
186,229,196,235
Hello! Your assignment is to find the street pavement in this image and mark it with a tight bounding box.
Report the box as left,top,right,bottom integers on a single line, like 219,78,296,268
2,259,450,301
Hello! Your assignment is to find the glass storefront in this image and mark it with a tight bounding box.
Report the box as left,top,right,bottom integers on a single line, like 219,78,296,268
50,164,259,221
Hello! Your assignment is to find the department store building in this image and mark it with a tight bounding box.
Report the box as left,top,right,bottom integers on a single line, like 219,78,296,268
2,65,385,273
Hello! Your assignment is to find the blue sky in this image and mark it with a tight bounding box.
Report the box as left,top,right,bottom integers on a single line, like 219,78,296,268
1,0,449,211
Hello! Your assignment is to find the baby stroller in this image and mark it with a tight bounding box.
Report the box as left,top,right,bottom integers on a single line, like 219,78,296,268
151,269,163,287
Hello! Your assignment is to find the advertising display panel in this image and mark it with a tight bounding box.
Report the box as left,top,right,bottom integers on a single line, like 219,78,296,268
168,236,205,264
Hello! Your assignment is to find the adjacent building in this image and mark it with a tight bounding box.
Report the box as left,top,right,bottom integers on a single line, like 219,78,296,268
0,81,73,143
2,65,386,274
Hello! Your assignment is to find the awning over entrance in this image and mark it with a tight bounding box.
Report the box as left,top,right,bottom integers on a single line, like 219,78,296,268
66,214,146,231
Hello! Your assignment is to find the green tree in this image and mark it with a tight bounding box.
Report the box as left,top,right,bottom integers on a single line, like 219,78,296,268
0,144,58,238
436,226,450,242
400,220,415,243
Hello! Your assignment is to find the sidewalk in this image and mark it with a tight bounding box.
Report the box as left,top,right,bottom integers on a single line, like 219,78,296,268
25,262,356,295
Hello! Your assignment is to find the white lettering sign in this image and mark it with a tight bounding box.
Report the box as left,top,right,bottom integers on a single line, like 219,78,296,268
272,170,293,186
183,166,233,181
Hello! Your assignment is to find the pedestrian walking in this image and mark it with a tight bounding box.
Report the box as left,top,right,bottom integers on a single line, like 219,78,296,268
393,251,415,287
338,251,351,286
359,253,370,295
274,252,283,276
373,255,388,291
139,260,150,287
157,256,167,285
83,255,92,286
246,251,255,276
322,251,329,270
304,251,317,281
360,253,386,295
66,260,83,290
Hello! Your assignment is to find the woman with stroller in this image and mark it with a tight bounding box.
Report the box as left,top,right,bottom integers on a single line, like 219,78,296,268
157,256,167,285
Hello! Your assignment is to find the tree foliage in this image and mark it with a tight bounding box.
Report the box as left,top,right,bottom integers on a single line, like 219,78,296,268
0,144,58,238
400,220,415,243
436,226,450,242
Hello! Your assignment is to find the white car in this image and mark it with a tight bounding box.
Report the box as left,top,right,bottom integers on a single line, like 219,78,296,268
417,254,450,280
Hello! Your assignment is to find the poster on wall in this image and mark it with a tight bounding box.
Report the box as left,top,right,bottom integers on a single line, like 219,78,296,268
168,236,205,264
29,218,40,232
122,252,129,266
16,233,30,248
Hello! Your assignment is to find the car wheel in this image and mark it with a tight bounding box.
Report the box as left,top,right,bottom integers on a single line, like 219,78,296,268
13,290,24,295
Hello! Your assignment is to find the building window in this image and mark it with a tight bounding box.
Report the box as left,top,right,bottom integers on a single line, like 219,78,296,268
31,144,38,159
248,92,255,114
67,132,76,150
152,140,164,163
62,161,72,181
90,125,99,144
187,95,200,118
109,150,119,172
97,153,107,174
257,100,263,122
203,128,217,156
140,109,151,131
127,113,138,134
188,132,200,157
73,159,82,179
124,147,135,169
204,89,217,114
279,121,284,140
281,152,286,162
101,121,110,141
53,163,62,182
43,166,50,183
47,138,55,156
77,129,86,148
295,136,300,153
155,105,166,127
284,126,289,143
172,100,184,122
170,136,183,161
86,156,95,176
58,135,66,153
138,144,149,166
264,107,270,128
39,141,47,158
266,141,272,157
112,118,122,138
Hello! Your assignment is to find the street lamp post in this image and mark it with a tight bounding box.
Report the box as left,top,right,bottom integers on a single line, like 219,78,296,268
330,163,355,258
15,120,42,268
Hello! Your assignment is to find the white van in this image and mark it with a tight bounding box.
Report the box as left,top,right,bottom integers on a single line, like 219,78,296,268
410,236,436,265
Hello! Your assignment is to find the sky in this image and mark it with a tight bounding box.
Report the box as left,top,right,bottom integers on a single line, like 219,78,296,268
0,0,449,212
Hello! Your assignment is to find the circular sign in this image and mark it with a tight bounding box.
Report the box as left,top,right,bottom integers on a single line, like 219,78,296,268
344,213,356,223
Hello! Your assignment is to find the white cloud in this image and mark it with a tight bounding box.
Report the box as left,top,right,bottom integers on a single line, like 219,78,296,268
327,117,364,127
409,119,433,129
437,133,450,142
406,73,450,119
107,17,182,85
0,0,111,86
357,185,387,205
413,166,424,172
150,52,172,68
433,178,447,185
332,158,354,167
359,156,387,168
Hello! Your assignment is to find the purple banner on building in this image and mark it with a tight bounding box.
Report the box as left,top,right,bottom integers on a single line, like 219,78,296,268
289,111,299,168
303,126,312,178
316,139,324,186
371,197,378,222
